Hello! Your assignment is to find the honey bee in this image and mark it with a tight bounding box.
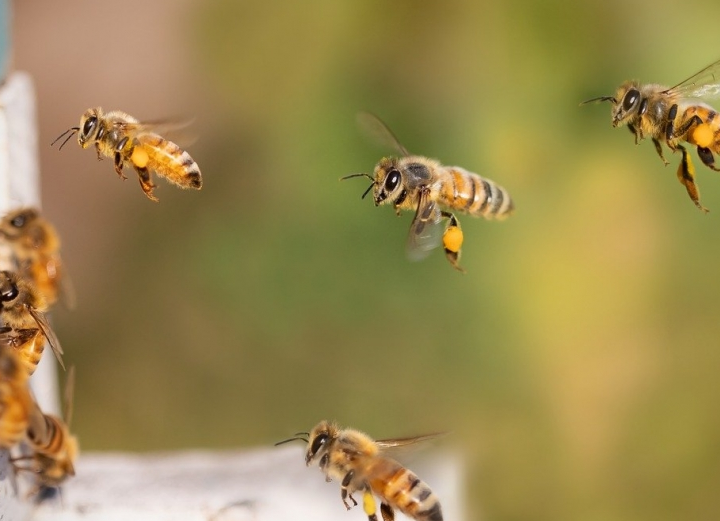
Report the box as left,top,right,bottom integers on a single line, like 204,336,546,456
0,345,33,449
22,366,78,488
276,420,443,521
583,58,720,212
0,270,64,374
343,113,513,272
0,208,70,308
52,107,203,202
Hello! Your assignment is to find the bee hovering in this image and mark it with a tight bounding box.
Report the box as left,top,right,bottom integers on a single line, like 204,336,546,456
52,107,203,202
276,420,444,521
343,113,513,272
583,58,720,212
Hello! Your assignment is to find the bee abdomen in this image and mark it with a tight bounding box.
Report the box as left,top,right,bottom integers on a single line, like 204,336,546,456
375,466,443,521
442,168,513,220
142,136,203,189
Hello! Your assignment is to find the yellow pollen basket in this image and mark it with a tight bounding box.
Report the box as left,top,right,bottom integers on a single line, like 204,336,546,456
690,123,714,148
442,226,463,253
363,490,377,516
131,146,150,169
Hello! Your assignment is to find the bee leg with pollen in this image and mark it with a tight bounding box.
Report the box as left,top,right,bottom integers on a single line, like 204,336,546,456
363,488,379,521
676,144,709,213
441,211,465,273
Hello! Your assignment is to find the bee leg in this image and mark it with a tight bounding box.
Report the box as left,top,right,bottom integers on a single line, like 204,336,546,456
652,138,669,166
628,123,643,145
113,152,128,180
697,146,720,172
441,211,465,273
665,104,679,141
94,143,103,161
341,470,358,509
362,488,379,521
676,144,709,213
380,503,395,521
134,165,159,203
672,114,703,140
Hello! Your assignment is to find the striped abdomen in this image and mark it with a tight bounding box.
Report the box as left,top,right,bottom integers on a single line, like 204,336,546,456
438,167,513,219
26,411,67,455
15,330,46,376
137,134,203,189
367,458,443,521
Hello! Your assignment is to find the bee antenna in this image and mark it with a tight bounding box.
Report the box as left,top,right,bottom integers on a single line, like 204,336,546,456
579,96,617,106
340,173,375,200
274,432,310,446
51,127,80,150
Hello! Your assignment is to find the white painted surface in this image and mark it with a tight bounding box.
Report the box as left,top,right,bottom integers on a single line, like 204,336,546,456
29,446,463,521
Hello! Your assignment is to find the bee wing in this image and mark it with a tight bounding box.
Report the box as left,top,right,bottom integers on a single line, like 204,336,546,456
376,432,448,449
0,327,38,348
406,189,444,262
27,306,65,370
665,59,720,100
357,112,411,156
116,118,198,147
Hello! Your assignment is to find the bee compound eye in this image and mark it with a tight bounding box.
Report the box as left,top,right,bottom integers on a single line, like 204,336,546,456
82,116,97,137
10,215,26,228
384,170,401,192
310,433,329,458
0,285,18,302
623,89,640,112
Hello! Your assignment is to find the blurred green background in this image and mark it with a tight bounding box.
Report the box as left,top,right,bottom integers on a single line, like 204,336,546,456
13,0,720,520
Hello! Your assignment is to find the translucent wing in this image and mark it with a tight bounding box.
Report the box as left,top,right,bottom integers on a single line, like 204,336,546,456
406,188,443,261
0,326,36,348
114,118,198,147
376,432,448,450
357,112,410,156
27,306,65,370
665,59,720,100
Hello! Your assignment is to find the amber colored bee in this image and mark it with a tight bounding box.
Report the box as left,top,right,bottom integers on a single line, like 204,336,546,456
23,367,78,488
583,58,720,212
52,107,203,202
0,345,33,449
343,113,513,272
277,420,443,521
0,208,70,308
0,270,64,374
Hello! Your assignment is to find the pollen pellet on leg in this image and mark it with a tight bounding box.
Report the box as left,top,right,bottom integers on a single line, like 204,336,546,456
442,226,463,253
690,123,714,148
131,147,149,169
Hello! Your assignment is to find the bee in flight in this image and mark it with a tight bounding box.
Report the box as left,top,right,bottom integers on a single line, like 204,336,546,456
0,270,64,375
0,208,71,309
343,113,514,272
0,345,33,449
276,420,444,521
583,58,720,212
52,107,203,202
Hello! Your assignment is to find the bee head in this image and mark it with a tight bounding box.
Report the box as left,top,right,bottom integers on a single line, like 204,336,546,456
304,420,340,467
0,270,19,307
372,158,405,207
609,82,643,128
77,107,104,148
0,208,36,240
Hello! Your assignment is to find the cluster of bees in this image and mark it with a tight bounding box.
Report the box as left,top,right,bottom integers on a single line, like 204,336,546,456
2,56,720,519
0,208,77,494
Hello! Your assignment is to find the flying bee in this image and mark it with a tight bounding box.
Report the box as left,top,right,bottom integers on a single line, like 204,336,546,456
52,107,203,202
583,58,720,212
0,208,71,308
0,345,33,449
343,113,513,272
276,420,444,521
0,270,64,375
